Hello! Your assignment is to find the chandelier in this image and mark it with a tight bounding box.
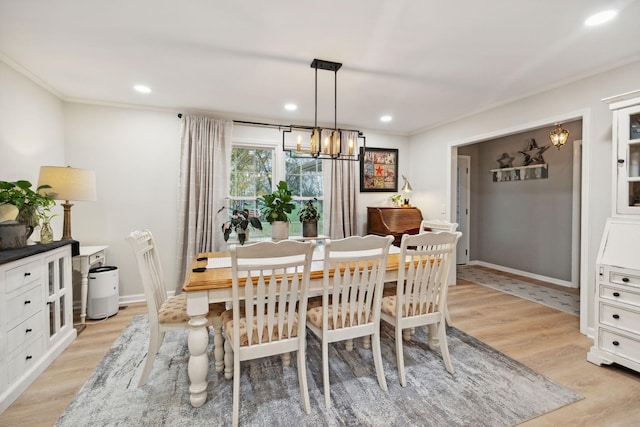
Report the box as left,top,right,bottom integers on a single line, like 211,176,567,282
549,123,569,149
282,59,366,161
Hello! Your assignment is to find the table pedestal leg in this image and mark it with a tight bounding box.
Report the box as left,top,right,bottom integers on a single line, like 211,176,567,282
80,273,88,324
188,314,209,407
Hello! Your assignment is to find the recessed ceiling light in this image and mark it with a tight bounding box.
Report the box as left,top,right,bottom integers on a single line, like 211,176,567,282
133,84,152,94
380,115,392,123
584,10,617,26
284,103,298,111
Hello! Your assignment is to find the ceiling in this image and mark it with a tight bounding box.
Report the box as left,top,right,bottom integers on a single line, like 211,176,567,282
1,0,640,135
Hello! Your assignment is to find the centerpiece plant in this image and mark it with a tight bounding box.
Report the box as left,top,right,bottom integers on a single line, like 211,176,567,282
259,180,295,240
221,203,262,245
0,180,56,240
299,198,320,237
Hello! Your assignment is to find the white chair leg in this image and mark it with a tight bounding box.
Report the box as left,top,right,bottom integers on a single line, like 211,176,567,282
371,330,388,391
395,323,407,387
297,345,311,414
232,351,241,427
402,328,412,341
213,322,224,373
444,305,452,326
363,335,371,349
224,337,234,379
139,328,164,386
345,339,353,352
437,321,454,374
427,323,440,350
281,352,291,366
322,340,331,408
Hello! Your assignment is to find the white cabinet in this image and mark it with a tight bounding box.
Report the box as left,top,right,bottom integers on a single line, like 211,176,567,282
587,218,640,372
0,243,76,414
603,90,640,215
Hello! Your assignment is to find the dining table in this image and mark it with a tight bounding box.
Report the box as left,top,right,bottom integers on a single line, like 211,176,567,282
181,244,402,408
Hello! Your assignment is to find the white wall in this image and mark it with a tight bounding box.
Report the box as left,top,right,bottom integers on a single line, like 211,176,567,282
408,58,640,335
0,60,66,236
63,104,181,300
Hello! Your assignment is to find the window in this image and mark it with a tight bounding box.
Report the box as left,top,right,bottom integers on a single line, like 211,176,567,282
228,146,323,238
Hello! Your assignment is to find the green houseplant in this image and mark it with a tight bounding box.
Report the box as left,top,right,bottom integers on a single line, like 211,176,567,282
0,180,55,240
221,203,262,245
259,180,295,240
299,198,320,237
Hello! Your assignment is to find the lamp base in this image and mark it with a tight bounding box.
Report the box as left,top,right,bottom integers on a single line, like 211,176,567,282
401,204,412,208
61,201,74,240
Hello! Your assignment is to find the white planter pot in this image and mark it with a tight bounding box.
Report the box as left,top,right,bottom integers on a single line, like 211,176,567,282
271,221,289,241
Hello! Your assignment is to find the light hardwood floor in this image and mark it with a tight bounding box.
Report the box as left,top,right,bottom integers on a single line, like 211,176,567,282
1,273,639,427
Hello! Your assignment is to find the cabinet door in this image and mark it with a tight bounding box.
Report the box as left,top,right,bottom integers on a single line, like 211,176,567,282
44,247,73,344
616,103,640,214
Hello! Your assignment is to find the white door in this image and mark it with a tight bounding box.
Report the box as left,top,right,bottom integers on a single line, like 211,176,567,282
456,156,470,264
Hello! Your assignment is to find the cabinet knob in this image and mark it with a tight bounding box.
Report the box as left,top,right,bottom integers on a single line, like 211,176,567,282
613,314,620,319
24,272,31,277
613,292,620,297
618,159,625,164
24,300,31,305
25,355,33,360
622,277,630,283
612,340,620,346
25,328,33,333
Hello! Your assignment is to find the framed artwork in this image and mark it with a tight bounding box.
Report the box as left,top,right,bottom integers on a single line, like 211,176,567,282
359,147,399,192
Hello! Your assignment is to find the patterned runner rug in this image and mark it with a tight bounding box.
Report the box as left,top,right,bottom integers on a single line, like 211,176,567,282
56,316,580,426
457,265,580,316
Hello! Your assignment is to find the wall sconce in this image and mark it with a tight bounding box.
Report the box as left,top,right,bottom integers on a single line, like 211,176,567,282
401,175,413,207
549,123,569,149
37,166,97,240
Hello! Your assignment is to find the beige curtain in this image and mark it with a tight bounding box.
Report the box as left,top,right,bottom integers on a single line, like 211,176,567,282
176,115,233,291
327,130,359,238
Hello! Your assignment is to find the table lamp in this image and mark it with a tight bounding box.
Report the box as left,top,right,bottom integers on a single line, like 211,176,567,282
401,175,413,207
37,166,97,240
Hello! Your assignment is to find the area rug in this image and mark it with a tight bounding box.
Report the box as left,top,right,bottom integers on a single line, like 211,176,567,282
56,316,581,427
457,265,580,316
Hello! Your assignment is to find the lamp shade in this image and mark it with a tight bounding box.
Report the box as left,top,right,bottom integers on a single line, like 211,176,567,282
37,166,97,201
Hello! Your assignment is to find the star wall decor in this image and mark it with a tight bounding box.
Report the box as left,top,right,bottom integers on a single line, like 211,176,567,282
497,152,515,168
519,138,550,166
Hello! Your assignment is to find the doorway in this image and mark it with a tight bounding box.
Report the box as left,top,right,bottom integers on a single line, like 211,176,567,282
456,155,470,264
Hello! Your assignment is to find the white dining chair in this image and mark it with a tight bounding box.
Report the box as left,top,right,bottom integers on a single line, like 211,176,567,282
380,231,461,386
306,234,394,408
226,239,315,427
127,229,226,386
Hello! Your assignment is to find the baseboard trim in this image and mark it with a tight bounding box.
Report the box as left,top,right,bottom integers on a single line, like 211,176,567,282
466,261,573,288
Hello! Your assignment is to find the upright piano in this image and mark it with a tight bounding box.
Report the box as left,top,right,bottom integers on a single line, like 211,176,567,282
366,207,423,246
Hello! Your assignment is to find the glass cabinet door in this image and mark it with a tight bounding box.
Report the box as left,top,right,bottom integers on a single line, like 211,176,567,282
45,247,72,343
616,105,640,214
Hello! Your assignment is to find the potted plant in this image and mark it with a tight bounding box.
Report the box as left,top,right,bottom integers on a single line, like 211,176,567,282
299,198,320,237
259,180,295,240
221,203,262,245
0,180,55,243
390,194,402,207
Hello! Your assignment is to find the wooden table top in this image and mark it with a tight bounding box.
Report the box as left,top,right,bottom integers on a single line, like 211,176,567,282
182,251,401,293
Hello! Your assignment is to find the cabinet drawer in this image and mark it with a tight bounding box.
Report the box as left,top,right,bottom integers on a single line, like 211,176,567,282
600,302,640,335
601,285,640,308
7,311,43,355
609,270,640,289
88,250,105,265
6,284,43,330
600,328,640,365
7,336,43,385
5,259,42,293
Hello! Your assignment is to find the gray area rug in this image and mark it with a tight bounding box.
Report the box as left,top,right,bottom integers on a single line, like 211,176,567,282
56,316,581,426
457,265,580,316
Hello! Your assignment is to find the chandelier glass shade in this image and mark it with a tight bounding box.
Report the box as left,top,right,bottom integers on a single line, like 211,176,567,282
549,123,569,149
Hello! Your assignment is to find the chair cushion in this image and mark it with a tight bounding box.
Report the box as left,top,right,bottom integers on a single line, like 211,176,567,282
224,313,299,346
158,294,225,324
381,295,433,317
306,305,372,329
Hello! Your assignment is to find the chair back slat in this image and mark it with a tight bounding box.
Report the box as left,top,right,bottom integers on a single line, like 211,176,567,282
323,235,393,329
398,231,462,318
127,229,168,323
231,240,314,347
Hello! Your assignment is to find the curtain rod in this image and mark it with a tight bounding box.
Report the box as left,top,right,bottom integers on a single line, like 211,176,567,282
176,113,362,134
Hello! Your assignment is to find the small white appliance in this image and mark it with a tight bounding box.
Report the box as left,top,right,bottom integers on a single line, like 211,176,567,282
88,266,119,319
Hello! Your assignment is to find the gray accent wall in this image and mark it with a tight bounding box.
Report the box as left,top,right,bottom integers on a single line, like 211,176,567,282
458,120,582,281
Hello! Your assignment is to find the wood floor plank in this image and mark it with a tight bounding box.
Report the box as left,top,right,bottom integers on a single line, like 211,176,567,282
1,277,639,426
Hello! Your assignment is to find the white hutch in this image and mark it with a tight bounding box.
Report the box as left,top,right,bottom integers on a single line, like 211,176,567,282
0,241,76,413
587,90,640,372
